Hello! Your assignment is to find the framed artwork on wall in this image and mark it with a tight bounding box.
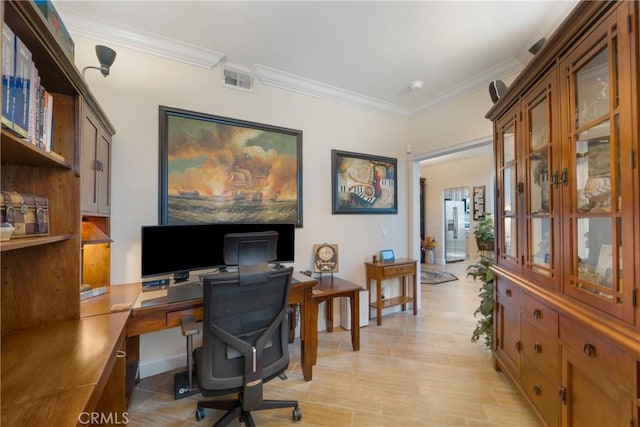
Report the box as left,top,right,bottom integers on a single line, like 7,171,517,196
473,185,486,220
159,106,303,226
331,149,397,214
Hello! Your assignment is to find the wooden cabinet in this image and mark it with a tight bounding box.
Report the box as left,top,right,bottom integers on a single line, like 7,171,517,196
487,2,639,425
81,100,112,215
1,1,122,424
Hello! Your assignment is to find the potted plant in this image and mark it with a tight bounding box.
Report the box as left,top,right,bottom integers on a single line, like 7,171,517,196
468,253,495,347
421,235,436,264
473,212,494,252
468,211,495,348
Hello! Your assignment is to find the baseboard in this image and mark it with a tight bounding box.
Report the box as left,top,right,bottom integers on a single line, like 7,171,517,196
139,354,186,379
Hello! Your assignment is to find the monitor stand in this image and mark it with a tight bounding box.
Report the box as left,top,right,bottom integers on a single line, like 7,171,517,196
166,281,202,303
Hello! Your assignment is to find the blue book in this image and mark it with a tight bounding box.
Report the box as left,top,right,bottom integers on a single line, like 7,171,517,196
1,23,14,129
12,35,32,138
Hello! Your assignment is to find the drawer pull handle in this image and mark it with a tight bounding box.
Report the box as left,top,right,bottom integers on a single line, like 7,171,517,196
515,341,522,352
583,343,596,357
506,289,512,297
533,308,541,319
534,343,542,354
533,385,542,395
558,386,567,404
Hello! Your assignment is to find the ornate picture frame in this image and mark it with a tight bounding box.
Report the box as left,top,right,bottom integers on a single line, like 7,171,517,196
159,106,303,226
331,149,397,214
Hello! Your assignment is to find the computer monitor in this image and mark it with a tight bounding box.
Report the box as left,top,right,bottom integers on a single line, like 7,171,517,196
140,223,295,279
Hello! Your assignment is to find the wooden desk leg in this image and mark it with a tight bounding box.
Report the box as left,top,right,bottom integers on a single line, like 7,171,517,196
401,275,407,311
300,289,315,381
350,292,360,351
288,304,297,343
309,295,319,367
376,278,382,326
412,273,418,315
325,298,334,332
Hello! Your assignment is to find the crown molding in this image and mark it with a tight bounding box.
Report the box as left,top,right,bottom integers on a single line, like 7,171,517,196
253,65,410,119
408,58,524,119
60,11,226,69
60,10,523,119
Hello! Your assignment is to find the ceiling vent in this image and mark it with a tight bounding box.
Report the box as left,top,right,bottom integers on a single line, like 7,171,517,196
223,65,253,91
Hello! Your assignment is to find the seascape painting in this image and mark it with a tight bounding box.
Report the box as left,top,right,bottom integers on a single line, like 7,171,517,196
159,106,303,225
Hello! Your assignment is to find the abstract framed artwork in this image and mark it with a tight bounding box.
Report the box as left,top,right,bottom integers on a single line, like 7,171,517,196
159,106,303,226
472,185,486,220
331,149,397,214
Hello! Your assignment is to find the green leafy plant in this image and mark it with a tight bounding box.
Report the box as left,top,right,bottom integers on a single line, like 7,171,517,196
468,254,495,348
473,212,494,252
468,211,495,348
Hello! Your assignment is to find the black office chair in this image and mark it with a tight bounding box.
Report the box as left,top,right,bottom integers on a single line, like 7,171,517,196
193,231,302,426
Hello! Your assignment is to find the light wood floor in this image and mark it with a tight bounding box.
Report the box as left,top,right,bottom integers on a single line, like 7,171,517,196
127,261,539,426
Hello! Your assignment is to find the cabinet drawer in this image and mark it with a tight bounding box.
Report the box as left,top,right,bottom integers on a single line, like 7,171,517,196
559,316,633,391
166,308,203,328
521,293,558,337
495,277,521,306
521,318,559,382
382,264,414,277
521,355,559,427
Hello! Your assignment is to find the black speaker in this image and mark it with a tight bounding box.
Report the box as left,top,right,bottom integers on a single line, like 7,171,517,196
489,80,507,103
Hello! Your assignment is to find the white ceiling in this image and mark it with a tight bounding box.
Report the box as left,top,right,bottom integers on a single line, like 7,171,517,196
55,1,579,118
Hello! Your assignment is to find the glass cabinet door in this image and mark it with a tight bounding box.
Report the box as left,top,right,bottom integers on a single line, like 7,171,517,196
522,73,559,289
496,110,522,273
561,5,635,323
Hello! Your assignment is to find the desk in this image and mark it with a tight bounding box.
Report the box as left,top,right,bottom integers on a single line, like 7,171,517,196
1,312,129,426
82,272,318,389
364,258,418,325
311,276,362,364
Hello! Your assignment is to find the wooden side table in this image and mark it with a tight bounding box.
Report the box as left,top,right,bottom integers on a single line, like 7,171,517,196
364,258,418,325
310,276,362,365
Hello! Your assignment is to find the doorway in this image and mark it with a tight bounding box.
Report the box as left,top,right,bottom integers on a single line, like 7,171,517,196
443,187,470,263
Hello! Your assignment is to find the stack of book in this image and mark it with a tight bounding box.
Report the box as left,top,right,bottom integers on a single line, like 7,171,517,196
2,21,55,152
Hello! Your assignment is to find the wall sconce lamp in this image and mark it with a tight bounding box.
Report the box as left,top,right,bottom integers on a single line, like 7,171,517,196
82,45,117,77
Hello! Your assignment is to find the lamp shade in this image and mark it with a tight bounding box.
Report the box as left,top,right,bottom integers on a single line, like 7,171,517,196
95,45,116,76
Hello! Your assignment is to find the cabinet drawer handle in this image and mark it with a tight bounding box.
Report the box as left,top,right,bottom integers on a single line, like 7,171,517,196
506,289,512,297
583,342,596,357
515,341,522,352
533,343,542,354
533,308,541,319
533,384,542,395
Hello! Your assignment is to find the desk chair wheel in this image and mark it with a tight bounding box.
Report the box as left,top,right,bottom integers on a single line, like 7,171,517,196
195,407,206,421
293,406,302,421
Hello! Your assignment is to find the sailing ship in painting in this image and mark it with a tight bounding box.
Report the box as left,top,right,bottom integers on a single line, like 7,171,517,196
166,116,299,224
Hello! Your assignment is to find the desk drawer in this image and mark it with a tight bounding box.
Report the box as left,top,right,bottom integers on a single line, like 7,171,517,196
382,263,415,277
167,308,203,328
520,318,559,381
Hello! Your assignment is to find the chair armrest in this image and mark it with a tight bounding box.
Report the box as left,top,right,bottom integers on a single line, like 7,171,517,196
180,315,199,337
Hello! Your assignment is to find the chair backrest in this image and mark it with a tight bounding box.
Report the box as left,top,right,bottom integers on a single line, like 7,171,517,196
198,262,293,409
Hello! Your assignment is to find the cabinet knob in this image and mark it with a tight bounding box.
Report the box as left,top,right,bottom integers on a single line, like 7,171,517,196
533,308,541,319
515,341,522,352
558,386,567,404
506,289,512,297
534,343,542,354
583,342,596,357
533,384,542,395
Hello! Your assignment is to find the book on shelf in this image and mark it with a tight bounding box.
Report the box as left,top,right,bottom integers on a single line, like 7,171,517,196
42,89,53,151
1,22,15,129
27,64,39,145
12,34,32,138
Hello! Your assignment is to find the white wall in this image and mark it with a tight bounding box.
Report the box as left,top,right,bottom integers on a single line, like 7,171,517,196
74,36,412,376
